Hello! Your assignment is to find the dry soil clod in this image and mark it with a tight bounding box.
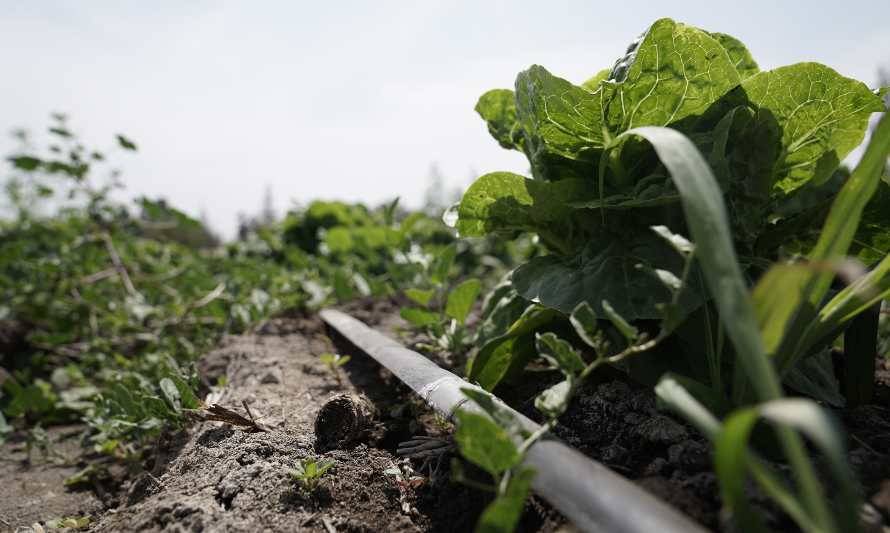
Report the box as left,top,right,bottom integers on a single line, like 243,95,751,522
314,393,378,450
315,394,377,451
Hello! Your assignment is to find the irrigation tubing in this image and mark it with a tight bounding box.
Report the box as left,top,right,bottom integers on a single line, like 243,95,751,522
320,308,708,533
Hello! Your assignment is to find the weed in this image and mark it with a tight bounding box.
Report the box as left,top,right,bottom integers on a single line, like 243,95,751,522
291,457,335,492
318,353,351,384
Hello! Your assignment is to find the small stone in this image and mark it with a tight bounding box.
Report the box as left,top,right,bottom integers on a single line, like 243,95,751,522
260,370,281,384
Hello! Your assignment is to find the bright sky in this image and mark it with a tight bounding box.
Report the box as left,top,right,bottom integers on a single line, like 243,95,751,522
2,1,889,237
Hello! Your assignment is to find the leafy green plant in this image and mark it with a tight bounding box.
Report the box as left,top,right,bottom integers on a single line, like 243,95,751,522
318,353,351,384
452,17,890,532
45,515,91,530
0,117,302,453
401,244,484,353
453,17,888,400
451,394,535,533
290,457,335,492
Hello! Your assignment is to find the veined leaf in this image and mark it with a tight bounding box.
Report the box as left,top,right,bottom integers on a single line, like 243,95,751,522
606,18,741,131
581,68,611,92
455,172,594,253
511,230,698,319
741,62,885,194
515,65,610,180
709,32,759,80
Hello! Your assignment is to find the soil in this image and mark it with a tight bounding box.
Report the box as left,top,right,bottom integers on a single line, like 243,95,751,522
0,300,563,532
2,297,888,532
0,425,103,530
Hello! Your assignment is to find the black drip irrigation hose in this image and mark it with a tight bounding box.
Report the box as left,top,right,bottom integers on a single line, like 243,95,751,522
320,308,709,533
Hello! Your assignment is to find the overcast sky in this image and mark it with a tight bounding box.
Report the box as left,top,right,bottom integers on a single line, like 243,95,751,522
2,1,889,237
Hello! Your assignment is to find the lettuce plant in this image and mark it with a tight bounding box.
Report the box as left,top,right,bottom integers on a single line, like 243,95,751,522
453,17,889,396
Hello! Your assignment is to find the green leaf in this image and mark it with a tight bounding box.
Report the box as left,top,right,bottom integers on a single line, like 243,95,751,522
784,347,844,407
611,126,781,401
709,32,759,79
814,253,890,343
511,230,698,319
405,288,435,307
655,377,817,532
601,300,639,342
535,333,584,376
568,302,599,349
9,155,41,171
751,264,812,356
454,172,593,249
514,65,609,181
605,18,741,131
716,399,860,533
454,410,521,476
474,283,532,348
534,379,573,419
475,467,535,533
770,112,890,372
741,63,884,194
581,68,611,92
460,387,527,438
468,306,560,390
159,379,182,412
430,244,457,285
116,134,137,151
446,278,482,324
476,89,523,151
850,180,890,265
400,307,440,327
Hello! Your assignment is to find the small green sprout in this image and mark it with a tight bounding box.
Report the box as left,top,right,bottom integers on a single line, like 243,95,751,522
46,515,91,530
291,457,335,492
319,353,351,384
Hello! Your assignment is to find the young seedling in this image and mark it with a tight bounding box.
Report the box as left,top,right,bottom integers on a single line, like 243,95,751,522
290,457,335,492
318,353,351,384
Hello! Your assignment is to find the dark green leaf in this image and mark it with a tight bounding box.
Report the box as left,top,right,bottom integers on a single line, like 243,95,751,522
9,155,41,171
116,134,137,151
